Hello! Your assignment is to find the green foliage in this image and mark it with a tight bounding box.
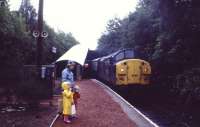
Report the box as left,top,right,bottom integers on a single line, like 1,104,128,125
42,24,79,64
19,0,37,31
0,0,79,68
0,0,79,102
18,78,44,101
174,68,200,108
17,68,50,102
97,0,200,103
175,68,200,98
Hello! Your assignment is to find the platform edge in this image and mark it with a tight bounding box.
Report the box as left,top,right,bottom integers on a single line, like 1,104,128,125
91,79,159,127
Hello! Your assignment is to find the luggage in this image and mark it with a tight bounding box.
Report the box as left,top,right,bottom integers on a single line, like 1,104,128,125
71,104,76,115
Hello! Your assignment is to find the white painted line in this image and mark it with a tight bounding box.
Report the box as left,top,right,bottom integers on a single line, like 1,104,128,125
91,79,159,127
49,114,59,127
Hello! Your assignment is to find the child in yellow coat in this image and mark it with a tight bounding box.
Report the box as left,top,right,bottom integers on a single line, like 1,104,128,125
61,82,74,123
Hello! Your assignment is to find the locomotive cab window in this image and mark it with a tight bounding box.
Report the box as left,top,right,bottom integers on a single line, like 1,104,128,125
125,50,134,59
115,52,124,61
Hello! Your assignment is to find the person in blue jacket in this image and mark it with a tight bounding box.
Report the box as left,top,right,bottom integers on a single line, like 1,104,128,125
62,61,75,87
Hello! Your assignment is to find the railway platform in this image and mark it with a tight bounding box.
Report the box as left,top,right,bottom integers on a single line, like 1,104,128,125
50,79,158,127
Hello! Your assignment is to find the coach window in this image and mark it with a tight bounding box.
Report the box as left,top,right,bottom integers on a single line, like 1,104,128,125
125,50,134,58
115,52,124,61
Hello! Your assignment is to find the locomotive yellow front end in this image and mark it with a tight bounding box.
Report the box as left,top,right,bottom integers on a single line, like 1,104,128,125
116,59,151,85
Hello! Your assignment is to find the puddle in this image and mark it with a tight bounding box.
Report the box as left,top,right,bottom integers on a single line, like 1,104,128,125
1,106,26,113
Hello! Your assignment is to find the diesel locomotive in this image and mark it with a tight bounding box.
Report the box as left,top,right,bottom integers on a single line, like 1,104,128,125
90,49,151,86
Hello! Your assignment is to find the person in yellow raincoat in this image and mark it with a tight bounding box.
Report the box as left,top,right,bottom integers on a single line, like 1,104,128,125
61,82,74,123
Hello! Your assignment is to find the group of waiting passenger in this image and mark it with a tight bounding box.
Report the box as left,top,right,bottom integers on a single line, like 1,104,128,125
59,61,80,124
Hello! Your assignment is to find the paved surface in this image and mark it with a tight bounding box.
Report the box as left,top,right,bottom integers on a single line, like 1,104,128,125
51,80,137,127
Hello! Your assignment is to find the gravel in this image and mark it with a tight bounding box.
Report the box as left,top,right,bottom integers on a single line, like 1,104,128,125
0,106,57,127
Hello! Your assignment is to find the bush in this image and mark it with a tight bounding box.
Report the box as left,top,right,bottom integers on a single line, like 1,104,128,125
18,79,45,102
175,68,200,104
16,66,52,108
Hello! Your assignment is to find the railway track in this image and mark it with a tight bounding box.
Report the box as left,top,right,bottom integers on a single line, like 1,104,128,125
136,105,192,127
103,81,199,127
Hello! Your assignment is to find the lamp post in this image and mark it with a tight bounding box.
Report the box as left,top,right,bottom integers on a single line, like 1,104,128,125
37,0,44,71
33,0,48,78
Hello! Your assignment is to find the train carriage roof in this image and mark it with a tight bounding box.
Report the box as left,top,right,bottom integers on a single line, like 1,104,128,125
92,58,101,61
108,48,134,57
94,48,134,63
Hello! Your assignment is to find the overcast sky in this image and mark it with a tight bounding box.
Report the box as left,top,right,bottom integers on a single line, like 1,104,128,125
9,0,138,50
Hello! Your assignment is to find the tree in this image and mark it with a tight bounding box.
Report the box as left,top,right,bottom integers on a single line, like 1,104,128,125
97,0,200,106
0,0,79,103
19,0,37,31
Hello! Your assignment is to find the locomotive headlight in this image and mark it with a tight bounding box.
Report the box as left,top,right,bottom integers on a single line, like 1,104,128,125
121,69,124,72
84,63,89,68
144,68,148,72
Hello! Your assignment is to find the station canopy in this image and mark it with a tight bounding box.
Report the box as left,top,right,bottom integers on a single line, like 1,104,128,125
56,44,89,65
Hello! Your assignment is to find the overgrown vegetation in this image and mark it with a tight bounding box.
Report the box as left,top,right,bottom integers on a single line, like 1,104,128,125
0,0,78,103
97,0,200,108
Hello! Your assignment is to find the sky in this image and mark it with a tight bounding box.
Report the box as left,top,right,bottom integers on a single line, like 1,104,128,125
9,0,138,50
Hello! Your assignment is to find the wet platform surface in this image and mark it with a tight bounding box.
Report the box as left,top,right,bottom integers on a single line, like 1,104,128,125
51,80,137,127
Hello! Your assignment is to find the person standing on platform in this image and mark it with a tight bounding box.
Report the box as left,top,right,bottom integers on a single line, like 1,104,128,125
61,82,74,124
62,61,75,88
71,85,80,118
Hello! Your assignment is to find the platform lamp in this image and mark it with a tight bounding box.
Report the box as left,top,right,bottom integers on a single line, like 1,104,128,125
52,46,57,54
51,46,57,60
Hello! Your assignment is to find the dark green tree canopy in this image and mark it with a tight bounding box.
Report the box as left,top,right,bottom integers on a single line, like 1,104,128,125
0,0,79,82
97,0,200,100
